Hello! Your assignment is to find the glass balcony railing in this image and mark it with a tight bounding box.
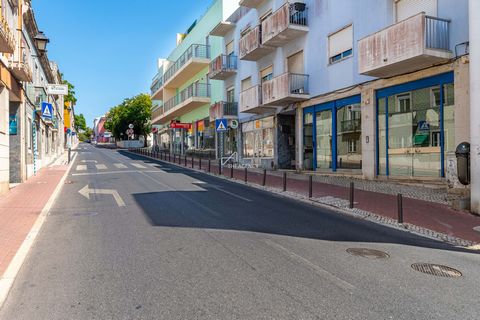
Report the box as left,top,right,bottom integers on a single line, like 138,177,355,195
163,44,210,84
163,82,211,114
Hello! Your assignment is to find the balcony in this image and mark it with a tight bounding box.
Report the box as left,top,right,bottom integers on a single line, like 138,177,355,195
209,54,237,80
209,101,238,121
150,73,164,100
163,44,210,88
261,3,309,47
339,119,361,134
239,0,265,8
262,73,309,106
151,105,165,125
210,21,236,37
358,13,452,78
154,83,211,124
10,60,33,82
0,15,14,53
239,25,274,61
239,85,272,114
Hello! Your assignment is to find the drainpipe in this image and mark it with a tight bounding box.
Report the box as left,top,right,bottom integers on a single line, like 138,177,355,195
470,0,480,214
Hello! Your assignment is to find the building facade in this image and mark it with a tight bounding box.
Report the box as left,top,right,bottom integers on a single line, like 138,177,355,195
151,0,477,211
0,0,68,194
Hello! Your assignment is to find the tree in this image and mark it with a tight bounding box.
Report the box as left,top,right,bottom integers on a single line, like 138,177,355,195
74,113,87,132
62,78,77,105
105,94,152,146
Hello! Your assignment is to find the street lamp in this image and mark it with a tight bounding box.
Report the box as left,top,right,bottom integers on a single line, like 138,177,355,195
34,31,49,53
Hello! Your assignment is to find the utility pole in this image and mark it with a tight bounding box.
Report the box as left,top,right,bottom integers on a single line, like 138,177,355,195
470,0,480,214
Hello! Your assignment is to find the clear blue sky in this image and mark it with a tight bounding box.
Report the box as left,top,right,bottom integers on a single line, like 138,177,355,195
33,0,212,127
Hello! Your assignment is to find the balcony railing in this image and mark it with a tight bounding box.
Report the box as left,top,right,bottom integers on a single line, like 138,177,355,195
358,13,452,77
262,3,309,46
163,44,210,85
10,60,33,82
150,73,164,96
262,73,309,106
425,16,450,50
0,15,15,53
163,82,211,114
239,85,263,113
239,25,274,61
339,119,361,133
209,101,238,120
209,54,238,80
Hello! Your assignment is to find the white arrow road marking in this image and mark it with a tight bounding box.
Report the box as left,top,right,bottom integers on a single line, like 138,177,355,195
76,165,87,171
114,163,127,169
96,164,107,170
81,160,98,163
78,185,126,207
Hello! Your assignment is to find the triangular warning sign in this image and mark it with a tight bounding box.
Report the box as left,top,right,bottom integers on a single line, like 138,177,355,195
43,105,51,117
419,122,429,130
217,121,226,131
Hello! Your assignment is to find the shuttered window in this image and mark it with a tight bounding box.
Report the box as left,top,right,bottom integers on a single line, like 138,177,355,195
328,25,353,63
260,65,273,82
241,77,252,91
226,40,234,55
396,0,437,22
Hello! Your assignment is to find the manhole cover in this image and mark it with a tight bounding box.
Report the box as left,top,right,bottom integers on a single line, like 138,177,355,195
411,263,462,278
346,248,390,259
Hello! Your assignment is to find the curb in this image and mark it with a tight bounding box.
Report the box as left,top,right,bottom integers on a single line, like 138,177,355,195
0,152,78,309
127,151,479,251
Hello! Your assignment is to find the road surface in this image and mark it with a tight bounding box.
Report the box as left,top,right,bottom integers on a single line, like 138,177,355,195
1,143,479,319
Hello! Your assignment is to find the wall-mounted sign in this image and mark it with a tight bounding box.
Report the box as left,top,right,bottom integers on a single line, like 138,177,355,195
9,115,17,135
41,102,53,119
47,84,68,95
170,120,191,129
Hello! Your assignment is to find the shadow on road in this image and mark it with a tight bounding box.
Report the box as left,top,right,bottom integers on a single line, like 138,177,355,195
119,150,478,255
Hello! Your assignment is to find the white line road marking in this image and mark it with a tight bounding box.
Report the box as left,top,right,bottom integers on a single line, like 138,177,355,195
131,163,146,169
114,163,127,169
76,165,87,171
78,185,126,207
81,160,97,163
265,239,356,292
208,185,252,202
72,170,160,176
96,164,107,170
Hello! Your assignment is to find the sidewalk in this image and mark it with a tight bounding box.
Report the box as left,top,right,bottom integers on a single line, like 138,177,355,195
0,163,69,276
130,149,480,247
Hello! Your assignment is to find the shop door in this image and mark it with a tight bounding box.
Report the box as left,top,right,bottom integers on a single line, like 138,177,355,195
315,109,332,169
387,88,441,177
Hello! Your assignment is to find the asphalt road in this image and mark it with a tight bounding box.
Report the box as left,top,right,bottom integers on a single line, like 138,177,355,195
1,143,479,320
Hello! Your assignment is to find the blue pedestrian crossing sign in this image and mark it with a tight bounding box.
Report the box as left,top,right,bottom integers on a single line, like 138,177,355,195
215,118,228,132
41,102,53,119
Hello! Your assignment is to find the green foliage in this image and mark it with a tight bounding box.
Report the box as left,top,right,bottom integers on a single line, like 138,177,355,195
62,77,77,105
78,127,93,142
74,113,87,132
104,94,152,143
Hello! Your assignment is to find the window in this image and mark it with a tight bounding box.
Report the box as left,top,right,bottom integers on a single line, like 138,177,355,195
348,139,357,153
395,0,437,22
328,25,353,64
226,40,234,56
241,77,252,91
227,87,235,103
396,93,411,113
242,116,274,158
260,65,273,83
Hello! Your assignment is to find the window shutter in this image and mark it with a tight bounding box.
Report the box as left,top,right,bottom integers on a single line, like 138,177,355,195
328,25,353,58
241,77,252,91
396,0,437,22
260,65,273,78
226,41,234,55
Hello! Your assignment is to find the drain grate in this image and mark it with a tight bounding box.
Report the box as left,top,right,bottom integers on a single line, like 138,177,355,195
411,263,462,278
346,248,390,259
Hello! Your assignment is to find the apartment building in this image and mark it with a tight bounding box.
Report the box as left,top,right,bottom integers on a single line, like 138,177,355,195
150,0,239,157
208,0,471,186
0,0,67,193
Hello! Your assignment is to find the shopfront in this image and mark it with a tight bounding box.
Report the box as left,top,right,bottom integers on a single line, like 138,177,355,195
242,116,275,167
376,72,455,178
303,95,362,171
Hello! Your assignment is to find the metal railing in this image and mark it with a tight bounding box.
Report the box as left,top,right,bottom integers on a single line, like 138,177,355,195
289,73,309,94
209,54,237,74
163,44,210,84
425,16,450,50
340,119,361,133
150,73,164,95
163,82,211,114
289,3,308,26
